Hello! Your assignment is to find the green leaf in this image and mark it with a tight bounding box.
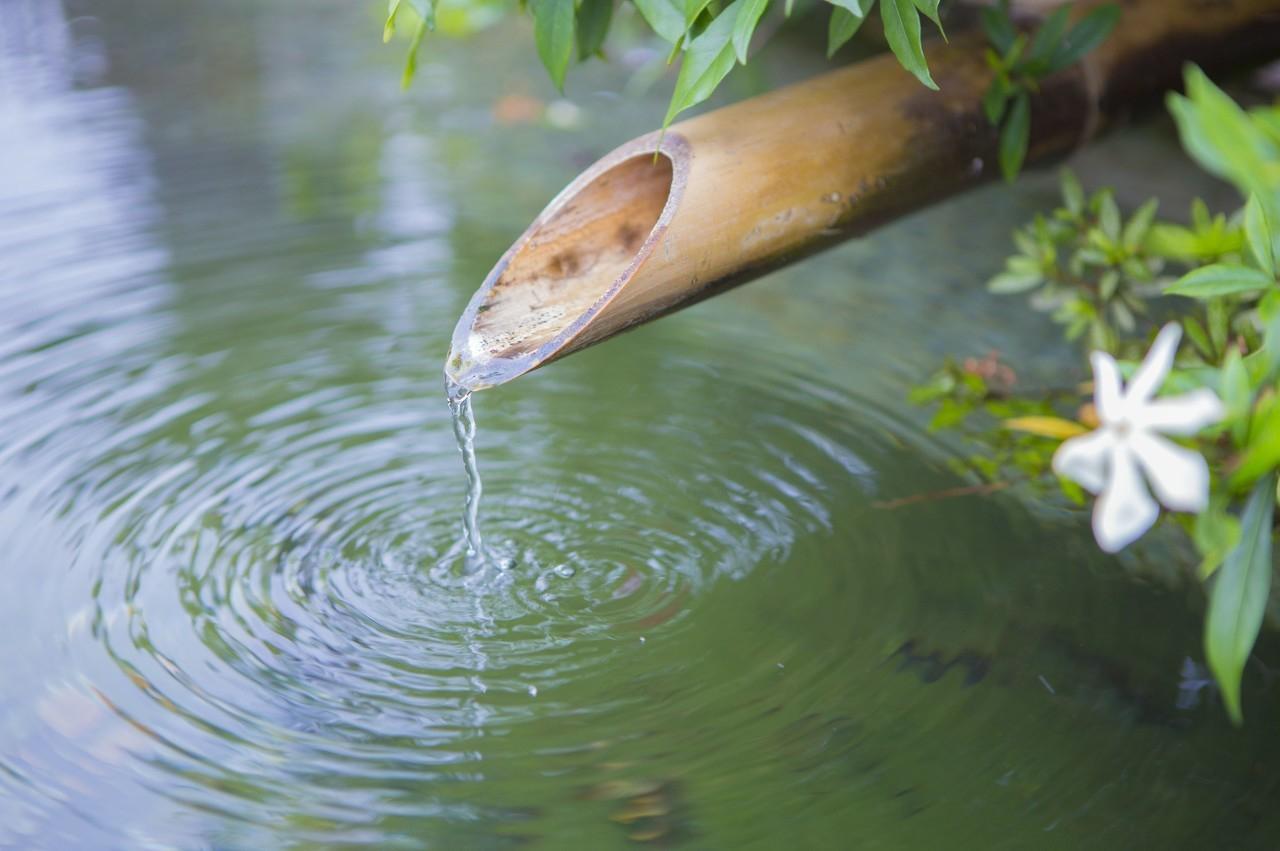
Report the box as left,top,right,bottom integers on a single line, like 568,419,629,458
1182,315,1214,360
388,0,436,35
979,0,1015,54
1244,193,1276,278
1168,67,1277,207
827,4,870,58
532,0,576,91
825,0,872,17
987,270,1042,294
385,0,404,42
1260,290,1280,382
882,0,937,90
1025,5,1069,71
1221,347,1252,446
982,78,1009,126
400,16,430,89
684,0,714,28
1165,264,1275,299
1208,295,1230,354
663,0,745,126
1122,199,1158,253
1146,221,1241,263
999,92,1030,182
1231,398,1280,489
633,0,686,43
1205,473,1275,726
1047,3,1119,73
577,0,614,59
911,0,943,37
1098,191,1121,241
733,0,769,63
1060,169,1084,216
1194,498,1242,580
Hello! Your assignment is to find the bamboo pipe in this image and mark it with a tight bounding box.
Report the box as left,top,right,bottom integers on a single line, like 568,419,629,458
447,0,1280,391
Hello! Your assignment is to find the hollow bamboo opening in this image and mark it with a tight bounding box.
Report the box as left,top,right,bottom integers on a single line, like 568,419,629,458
448,150,677,389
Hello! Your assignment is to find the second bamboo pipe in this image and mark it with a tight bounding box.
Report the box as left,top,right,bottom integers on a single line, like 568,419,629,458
447,0,1280,391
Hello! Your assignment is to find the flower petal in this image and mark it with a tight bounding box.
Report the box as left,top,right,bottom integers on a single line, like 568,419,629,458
1052,428,1115,494
1090,351,1124,422
1130,431,1211,513
1132,388,1224,436
1092,445,1159,552
1126,323,1182,404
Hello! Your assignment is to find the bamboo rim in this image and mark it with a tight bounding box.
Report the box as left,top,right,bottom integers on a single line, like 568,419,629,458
447,132,690,390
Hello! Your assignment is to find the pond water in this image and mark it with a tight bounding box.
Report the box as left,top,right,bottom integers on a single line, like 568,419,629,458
3,0,1280,848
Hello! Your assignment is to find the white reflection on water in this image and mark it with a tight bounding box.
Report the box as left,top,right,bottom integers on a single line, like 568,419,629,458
0,0,173,843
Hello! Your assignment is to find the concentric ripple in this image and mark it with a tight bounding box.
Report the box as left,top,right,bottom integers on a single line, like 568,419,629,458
6,320,909,847
6,2,1280,849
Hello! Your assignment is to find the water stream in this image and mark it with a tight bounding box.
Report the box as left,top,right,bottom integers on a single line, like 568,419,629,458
446,381,486,564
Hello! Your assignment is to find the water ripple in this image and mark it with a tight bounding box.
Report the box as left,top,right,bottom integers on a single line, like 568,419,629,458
5,3,1280,847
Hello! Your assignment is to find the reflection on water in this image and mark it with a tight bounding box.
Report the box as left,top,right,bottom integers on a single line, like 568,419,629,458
2,0,1280,847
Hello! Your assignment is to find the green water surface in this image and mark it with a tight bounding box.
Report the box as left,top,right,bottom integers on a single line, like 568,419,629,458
2,1,1279,848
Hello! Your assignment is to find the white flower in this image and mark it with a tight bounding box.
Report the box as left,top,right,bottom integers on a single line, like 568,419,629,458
1052,323,1224,553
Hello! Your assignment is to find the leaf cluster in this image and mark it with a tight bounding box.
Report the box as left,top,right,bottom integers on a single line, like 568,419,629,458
987,171,1158,354
916,67,1280,725
979,0,1119,181
384,0,951,127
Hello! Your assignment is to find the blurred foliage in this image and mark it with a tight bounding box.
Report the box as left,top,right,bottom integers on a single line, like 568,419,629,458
914,67,1280,724
978,0,1118,180
382,0,1115,130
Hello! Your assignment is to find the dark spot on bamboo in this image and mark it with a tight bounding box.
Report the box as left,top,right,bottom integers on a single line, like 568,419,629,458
617,223,644,252
546,251,581,277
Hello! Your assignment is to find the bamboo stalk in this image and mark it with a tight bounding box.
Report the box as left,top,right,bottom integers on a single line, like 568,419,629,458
447,0,1280,390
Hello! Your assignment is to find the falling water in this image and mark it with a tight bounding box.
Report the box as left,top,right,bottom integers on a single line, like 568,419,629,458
447,380,485,562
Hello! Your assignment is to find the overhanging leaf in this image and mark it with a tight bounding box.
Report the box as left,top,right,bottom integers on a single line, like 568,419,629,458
633,0,686,44
881,0,937,90
577,0,614,59
826,0,873,57
684,0,715,30
1205,473,1276,725
732,0,769,64
385,0,405,42
826,0,872,19
664,0,745,126
911,0,943,38
532,0,576,91
400,16,430,89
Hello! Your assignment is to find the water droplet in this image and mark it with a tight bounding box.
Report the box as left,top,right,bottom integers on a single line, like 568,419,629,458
528,685,538,697
554,564,576,578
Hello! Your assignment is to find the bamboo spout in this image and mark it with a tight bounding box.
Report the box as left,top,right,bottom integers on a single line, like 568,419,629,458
447,0,1280,391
